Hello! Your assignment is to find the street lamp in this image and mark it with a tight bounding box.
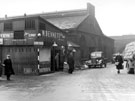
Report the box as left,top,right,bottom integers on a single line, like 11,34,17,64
73,49,76,53
37,33,41,37
52,42,58,47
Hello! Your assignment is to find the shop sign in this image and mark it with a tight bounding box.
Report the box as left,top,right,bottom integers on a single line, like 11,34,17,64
24,32,36,38
24,68,32,74
0,33,13,38
28,33,36,37
0,38,3,45
39,68,50,73
34,41,44,45
41,30,65,39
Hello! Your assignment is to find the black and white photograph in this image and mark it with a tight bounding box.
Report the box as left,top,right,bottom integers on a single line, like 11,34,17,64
0,0,135,101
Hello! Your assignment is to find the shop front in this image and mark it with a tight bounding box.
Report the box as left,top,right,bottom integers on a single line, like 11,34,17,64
34,29,66,75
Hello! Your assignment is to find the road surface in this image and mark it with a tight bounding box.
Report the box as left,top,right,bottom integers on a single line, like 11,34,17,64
0,63,135,101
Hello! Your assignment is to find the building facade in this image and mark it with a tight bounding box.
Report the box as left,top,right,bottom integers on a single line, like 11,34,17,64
38,3,114,61
0,16,66,75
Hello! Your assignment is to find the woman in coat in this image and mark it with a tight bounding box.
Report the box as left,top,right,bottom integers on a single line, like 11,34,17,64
67,51,75,74
3,55,15,80
115,54,123,74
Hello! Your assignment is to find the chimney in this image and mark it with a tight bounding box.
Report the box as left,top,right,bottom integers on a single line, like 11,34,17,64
5,14,7,18
24,13,27,16
87,3,95,17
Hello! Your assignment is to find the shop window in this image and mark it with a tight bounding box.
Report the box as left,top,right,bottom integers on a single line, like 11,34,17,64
25,19,35,30
39,22,46,30
4,22,12,31
14,30,24,39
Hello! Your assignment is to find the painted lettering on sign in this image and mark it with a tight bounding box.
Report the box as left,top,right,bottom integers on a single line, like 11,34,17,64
24,32,36,38
0,38,3,45
41,30,65,39
0,33,13,38
28,34,36,37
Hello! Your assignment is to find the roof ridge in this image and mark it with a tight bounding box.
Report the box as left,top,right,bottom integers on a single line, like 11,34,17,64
0,8,87,20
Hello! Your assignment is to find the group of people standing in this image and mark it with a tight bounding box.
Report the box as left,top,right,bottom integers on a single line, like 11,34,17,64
0,55,15,81
54,49,75,74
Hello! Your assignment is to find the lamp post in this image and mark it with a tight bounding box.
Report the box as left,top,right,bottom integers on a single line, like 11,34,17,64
52,42,58,72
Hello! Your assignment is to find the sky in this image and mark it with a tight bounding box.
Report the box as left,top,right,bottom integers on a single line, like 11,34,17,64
0,0,135,36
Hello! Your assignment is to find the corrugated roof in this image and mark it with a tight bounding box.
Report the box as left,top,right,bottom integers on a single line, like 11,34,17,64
45,15,88,29
39,9,88,29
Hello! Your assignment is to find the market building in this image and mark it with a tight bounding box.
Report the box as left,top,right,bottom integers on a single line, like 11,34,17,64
0,16,67,75
37,3,114,62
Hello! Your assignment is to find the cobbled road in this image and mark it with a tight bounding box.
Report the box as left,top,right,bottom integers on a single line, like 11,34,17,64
0,63,135,101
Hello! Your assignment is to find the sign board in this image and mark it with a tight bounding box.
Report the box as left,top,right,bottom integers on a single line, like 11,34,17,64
34,41,44,45
0,38,3,45
39,68,50,73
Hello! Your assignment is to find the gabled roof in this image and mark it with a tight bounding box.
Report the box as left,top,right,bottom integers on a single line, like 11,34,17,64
45,15,88,29
40,9,88,29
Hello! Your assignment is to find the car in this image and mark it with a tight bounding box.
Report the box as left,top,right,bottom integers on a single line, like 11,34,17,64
86,51,107,68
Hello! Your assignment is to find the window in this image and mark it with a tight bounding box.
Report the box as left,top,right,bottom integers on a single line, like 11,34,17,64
14,30,24,39
4,22,12,31
25,18,35,30
39,22,46,30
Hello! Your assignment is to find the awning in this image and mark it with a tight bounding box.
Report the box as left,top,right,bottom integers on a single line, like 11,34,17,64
67,41,80,47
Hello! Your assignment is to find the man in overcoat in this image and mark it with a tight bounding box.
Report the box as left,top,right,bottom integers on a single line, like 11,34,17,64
67,51,75,74
3,55,15,80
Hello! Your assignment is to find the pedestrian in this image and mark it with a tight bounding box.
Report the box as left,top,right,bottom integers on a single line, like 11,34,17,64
55,53,59,71
126,59,135,74
115,54,123,74
67,51,75,74
3,55,15,81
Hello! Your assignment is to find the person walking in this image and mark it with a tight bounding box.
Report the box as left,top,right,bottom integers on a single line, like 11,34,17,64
126,59,135,74
115,54,124,74
129,55,135,74
3,55,15,80
55,53,59,71
67,51,75,74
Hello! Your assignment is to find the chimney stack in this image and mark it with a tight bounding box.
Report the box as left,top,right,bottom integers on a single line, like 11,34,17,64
87,3,95,17
24,13,27,16
5,14,7,18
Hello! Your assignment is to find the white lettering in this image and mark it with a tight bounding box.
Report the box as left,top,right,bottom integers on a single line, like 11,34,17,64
0,33,13,38
41,30,65,39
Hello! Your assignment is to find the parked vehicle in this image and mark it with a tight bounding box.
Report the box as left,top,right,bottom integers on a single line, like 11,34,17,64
86,51,106,68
